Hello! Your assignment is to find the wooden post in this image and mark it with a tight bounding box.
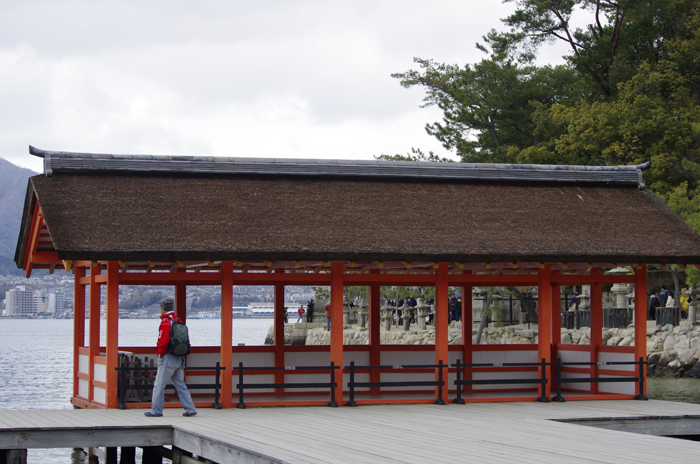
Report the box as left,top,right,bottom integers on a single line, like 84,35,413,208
369,274,381,393
590,268,603,394
634,265,648,396
220,261,234,408
88,262,101,404
537,264,552,399
435,263,449,401
73,265,86,402
550,271,562,396
105,261,120,408
460,279,473,394
330,262,345,406
274,276,285,393
175,269,187,324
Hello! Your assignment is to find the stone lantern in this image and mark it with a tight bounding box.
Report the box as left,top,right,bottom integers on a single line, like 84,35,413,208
357,299,369,329
607,266,634,325
688,287,699,323
380,301,393,331
343,299,351,325
400,300,412,331
607,266,633,309
416,298,429,330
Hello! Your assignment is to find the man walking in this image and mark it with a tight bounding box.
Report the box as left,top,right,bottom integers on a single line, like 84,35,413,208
145,297,197,417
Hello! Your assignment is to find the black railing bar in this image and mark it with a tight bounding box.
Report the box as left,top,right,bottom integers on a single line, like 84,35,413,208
557,361,646,367
115,365,225,372
453,362,547,368
237,383,337,390
456,379,545,386
558,377,639,383
349,381,443,389
342,363,449,370
236,365,340,372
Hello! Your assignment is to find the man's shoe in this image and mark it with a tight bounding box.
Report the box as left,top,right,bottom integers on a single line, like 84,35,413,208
183,411,197,417
144,411,163,417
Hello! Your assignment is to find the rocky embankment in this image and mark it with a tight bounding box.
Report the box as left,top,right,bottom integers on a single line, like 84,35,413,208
265,321,700,378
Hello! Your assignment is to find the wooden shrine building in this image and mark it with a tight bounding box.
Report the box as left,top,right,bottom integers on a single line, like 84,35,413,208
15,146,700,410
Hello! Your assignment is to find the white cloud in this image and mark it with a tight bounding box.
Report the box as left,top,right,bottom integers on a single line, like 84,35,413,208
0,1,566,172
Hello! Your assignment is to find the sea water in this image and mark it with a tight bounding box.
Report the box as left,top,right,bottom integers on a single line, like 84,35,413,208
0,318,272,463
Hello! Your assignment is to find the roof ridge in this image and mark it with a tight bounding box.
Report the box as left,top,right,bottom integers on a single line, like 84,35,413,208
28,145,649,187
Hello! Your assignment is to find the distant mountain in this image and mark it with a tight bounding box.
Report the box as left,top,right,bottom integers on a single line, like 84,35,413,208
0,158,38,275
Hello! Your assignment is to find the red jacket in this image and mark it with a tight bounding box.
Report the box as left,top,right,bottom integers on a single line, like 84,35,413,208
156,311,181,356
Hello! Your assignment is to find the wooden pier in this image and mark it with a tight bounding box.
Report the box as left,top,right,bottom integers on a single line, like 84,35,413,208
2,400,700,463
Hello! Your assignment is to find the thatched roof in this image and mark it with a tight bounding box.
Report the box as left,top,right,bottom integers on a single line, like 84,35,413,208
15,147,700,269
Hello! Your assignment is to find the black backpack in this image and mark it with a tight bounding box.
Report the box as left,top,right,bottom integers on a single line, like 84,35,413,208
168,317,191,356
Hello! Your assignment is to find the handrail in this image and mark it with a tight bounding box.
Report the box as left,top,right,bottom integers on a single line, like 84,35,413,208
552,357,647,402
116,362,225,409
344,360,446,406
452,359,550,403
235,361,340,409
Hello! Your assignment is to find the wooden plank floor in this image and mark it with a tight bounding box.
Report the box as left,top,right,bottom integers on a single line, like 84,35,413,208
1,400,700,463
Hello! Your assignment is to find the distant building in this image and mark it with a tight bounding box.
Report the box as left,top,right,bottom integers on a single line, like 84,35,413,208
5,286,42,317
48,291,66,316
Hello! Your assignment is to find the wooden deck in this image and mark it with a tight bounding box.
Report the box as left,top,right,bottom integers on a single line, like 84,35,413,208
2,400,700,463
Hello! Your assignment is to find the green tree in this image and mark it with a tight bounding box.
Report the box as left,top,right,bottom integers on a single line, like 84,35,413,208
393,53,582,163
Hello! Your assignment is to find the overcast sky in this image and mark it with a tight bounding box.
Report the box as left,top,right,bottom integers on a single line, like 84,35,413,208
0,1,570,172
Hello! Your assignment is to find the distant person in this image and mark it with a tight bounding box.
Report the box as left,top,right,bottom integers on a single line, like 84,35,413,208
680,288,690,317
325,302,332,331
658,285,669,307
145,297,197,418
666,292,675,308
647,293,659,320
284,307,289,324
296,305,305,323
306,299,315,323
449,293,459,322
569,291,580,311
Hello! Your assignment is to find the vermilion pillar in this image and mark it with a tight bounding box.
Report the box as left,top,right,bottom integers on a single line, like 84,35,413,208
220,261,234,408
634,265,648,396
460,279,473,394
368,275,381,393
590,268,603,394
435,263,449,401
274,276,285,392
88,262,101,404
175,268,187,323
73,265,86,400
105,261,120,408
537,264,552,399
330,262,344,406
550,271,562,395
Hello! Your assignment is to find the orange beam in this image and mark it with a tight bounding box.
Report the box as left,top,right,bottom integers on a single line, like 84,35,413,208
330,262,344,406
448,274,539,286
105,261,120,408
23,205,42,277
435,263,449,402
220,261,234,408
553,274,636,285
